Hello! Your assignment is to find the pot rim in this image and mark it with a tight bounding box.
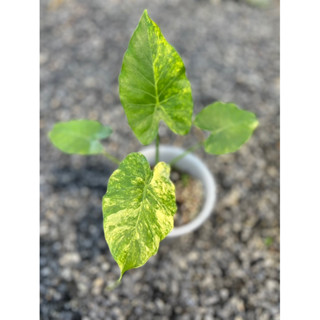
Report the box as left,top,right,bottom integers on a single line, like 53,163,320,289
139,145,217,238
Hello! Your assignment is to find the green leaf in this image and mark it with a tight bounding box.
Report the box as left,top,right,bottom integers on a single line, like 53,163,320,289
119,10,193,145
194,102,259,154
48,119,112,155
102,152,177,279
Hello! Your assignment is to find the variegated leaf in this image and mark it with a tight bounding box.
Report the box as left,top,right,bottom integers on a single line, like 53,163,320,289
102,153,177,279
119,10,193,145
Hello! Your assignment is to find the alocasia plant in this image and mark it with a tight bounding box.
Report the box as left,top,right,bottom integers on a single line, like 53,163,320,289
48,9,259,281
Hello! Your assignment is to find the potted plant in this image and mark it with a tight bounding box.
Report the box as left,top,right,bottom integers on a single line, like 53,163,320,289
48,9,258,282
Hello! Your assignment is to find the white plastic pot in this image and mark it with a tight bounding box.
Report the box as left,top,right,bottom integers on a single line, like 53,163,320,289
139,145,217,238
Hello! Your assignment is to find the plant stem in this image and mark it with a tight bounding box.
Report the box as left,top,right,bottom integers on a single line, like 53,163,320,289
102,150,121,165
169,141,204,167
155,133,160,164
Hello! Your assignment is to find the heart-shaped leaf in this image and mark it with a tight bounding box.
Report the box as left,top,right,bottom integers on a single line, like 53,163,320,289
119,10,193,145
194,102,259,154
102,152,176,279
49,119,112,155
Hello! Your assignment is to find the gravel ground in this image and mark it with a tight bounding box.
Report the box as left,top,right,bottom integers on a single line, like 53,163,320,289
40,0,280,319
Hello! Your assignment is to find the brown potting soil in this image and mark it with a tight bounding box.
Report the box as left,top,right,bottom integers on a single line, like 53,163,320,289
170,169,204,227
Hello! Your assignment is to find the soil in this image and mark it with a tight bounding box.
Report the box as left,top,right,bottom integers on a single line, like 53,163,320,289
170,169,204,227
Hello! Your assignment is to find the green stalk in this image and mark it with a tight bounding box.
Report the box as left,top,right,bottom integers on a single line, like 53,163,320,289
102,150,121,165
169,141,204,167
155,133,160,164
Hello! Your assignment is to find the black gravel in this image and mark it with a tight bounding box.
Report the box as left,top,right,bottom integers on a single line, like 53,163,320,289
40,0,279,319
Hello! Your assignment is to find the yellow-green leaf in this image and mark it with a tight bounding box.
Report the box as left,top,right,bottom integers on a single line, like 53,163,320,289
119,10,193,145
102,153,177,279
48,120,112,155
194,102,259,154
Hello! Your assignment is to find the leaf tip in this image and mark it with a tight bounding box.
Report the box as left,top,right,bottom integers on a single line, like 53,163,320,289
141,9,150,21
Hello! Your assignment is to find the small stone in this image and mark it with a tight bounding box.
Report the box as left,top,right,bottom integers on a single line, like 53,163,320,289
84,77,96,88
259,312,271,320
40,53,48,65
202,275,214,288
204,314,214,320
174,306,183,314
187,251,199,262
204,295,220,306
266,279,278,291
40,222,49,236
59,252,80,266
41,267,51,277
61,268,72,281
221,188,241,207
171,280,179,295
155,298,165,310
220,288,229,301
178,259,188,271
230,296,245,312
92,277,104,296
101,262,110,271
77,282,89,296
